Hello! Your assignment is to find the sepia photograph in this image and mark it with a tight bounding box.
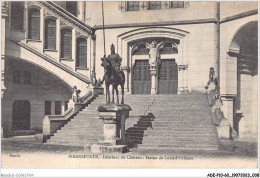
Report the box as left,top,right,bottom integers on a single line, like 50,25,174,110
0,0,258,175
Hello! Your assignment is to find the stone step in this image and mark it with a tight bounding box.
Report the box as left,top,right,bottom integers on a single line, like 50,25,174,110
139,120,212,125
133,140,218,146
135,145,218,151
127,135,217,141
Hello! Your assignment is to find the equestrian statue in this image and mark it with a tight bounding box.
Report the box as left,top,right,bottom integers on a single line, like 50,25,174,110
100,44,125,104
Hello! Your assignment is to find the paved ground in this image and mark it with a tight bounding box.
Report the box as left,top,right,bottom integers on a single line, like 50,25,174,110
1,135,258,159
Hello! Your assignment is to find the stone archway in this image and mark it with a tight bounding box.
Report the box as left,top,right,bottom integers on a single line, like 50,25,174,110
130,38,180,94
222,21,258,138
117,27,189,94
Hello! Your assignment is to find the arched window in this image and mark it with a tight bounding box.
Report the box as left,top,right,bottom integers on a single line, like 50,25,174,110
76,38,87,68
28,8,40,40
133,44,149,55
11,2,24,30
161,42,178,54
45,18,56,50
61,28,72,59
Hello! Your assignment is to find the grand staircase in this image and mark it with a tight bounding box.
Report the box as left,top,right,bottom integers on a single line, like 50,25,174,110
46,94,154,146
47,93,218,151
126,94,219,151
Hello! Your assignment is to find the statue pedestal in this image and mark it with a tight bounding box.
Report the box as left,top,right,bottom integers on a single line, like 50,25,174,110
150,68,157,95
90,104,131,154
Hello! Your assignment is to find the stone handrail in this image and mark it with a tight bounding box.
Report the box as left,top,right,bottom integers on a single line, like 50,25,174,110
43,91,95,136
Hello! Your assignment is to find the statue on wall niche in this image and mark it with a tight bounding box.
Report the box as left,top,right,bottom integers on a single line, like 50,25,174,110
147,41,163,69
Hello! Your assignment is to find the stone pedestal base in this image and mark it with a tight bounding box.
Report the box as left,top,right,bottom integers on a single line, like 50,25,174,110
91,143,128,154
217,125,231,139
89,104,131,154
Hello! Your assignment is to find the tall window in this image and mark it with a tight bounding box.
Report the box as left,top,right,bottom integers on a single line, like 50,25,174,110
45,18,56,50
24,71,31,84
11,2,24,30
66,2,77,16
171,1,184,8
13,70,21,84
76,38,87,68
148,1,161,10
61,28,72,59
28,8,40,40
127,1,139,11
45,101,52,115
55,101,62,115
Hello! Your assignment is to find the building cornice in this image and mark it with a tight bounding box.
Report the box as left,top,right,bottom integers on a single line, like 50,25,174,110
94,18,217,30
220,9,258,24
93,9,257,30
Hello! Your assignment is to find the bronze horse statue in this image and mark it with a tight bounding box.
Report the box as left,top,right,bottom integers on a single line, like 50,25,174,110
101,57,125,104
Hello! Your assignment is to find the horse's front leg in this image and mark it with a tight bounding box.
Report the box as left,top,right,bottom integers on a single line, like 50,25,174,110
112,85,115,104
106,84,110,104
115,86,119,104
121,84,124,104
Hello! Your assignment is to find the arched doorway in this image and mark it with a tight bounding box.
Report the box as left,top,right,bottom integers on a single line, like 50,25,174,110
131,38,179,94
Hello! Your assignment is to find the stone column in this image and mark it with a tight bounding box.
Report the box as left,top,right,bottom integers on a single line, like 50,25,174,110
90,104,131,153
91,34,96,74
1,2,8,98
51,101,55,115
1,3,8,137
121,66,130,92
150,68,157,94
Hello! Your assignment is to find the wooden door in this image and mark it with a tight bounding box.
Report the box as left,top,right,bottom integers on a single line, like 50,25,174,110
12,100,30,130
158,59,178,94
132,60,151,94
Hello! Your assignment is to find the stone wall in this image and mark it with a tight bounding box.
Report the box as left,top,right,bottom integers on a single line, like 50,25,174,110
94,23,215,93
2,59,71,133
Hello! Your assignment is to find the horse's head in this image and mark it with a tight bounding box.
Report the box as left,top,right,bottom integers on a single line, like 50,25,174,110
101,56,112,71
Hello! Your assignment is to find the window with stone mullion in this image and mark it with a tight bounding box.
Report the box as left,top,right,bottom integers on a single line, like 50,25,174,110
171,1,184,8
148,1,161,10
127,1,139,11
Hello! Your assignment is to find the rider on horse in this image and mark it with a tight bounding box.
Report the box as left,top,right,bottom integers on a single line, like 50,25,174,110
101,44,122,84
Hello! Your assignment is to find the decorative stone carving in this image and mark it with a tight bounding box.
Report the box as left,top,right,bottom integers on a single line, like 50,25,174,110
39,1,92,34
60,20,69,27
178,64,188,71
75,30,84,37
1,2,9,16
43,9,55,17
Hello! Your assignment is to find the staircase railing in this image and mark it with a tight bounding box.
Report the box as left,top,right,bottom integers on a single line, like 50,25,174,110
205,67,232,139
42,91,96,139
